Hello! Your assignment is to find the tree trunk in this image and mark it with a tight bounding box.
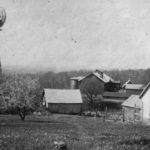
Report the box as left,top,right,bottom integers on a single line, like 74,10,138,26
17,106,26,121
19,111,26,121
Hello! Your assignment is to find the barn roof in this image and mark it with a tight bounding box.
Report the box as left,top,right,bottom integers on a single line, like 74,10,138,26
93,70,114,83
44,89,82,104
125,84,145,90
103,92,131,98
139,82,150,99
82,70,120,83
121,95,142,108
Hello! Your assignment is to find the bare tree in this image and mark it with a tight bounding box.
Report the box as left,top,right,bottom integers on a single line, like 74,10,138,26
80,76,104,110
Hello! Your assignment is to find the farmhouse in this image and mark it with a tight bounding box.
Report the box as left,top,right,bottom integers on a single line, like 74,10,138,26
43,89,83,114
122,82,150,122
80,70,121,92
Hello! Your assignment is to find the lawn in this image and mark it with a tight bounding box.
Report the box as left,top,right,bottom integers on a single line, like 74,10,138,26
0,114,150,150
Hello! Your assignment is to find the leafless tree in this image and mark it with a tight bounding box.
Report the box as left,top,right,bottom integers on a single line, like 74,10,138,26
80,76,104,110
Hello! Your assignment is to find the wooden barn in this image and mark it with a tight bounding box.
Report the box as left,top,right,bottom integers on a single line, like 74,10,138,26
43,89,83,114
122,82,150,122
80,70,121,92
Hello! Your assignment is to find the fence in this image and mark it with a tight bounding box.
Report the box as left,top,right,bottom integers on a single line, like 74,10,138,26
82,107,123,122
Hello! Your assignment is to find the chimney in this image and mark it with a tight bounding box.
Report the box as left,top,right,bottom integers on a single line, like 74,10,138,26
100,72,103,78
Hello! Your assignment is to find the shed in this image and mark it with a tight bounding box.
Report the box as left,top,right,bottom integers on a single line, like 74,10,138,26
122,79,132,89
124,84,145,95
101,91,131,110
103,91,131,101
122,95,142,122
122,82,150,122
43,89,83,114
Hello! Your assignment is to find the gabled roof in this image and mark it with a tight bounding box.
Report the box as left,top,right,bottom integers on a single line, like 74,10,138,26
122,79,132,88
82,70,120,83
139,82,150,99
44,89,82,104
70,76,85,81
122,95,142,108
93,70,114,83
125,84,145,90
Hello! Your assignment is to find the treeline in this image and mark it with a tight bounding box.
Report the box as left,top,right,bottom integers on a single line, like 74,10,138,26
39,70,91,89
39,68,150,89
105,69,148,84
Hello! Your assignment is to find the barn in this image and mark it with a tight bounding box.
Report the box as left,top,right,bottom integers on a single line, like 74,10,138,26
122,82,150,122
80,70,121,92
43,89,83,114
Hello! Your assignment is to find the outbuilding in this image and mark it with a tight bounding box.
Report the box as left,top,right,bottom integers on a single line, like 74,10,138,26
122,82,150,122
122,95,142,122
122,79,145,95
43,89,83,114
125,84,145,95
102,91,131,110
139,82,150,120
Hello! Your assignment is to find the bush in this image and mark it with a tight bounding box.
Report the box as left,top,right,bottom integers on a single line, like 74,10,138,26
0,106,18,114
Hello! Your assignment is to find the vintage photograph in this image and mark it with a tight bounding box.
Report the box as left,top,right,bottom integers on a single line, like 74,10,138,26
0,0,150,149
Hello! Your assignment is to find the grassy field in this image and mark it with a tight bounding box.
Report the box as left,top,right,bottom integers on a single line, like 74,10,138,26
0,114,150,150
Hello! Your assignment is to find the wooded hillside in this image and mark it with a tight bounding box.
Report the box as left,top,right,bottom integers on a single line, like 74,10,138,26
39,68,150,89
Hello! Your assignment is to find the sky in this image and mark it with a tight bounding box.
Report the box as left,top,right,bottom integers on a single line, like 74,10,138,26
0,0,150,72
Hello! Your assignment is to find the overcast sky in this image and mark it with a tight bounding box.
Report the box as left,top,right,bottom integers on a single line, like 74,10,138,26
0,0,150,72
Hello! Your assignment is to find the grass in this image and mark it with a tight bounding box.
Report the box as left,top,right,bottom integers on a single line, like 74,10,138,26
0,114,150,150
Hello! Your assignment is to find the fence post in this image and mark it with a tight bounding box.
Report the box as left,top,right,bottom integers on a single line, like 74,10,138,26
103,110,105,122
134,104,136,122
142,102,143,122
105,106,107,121
122,108,125,122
